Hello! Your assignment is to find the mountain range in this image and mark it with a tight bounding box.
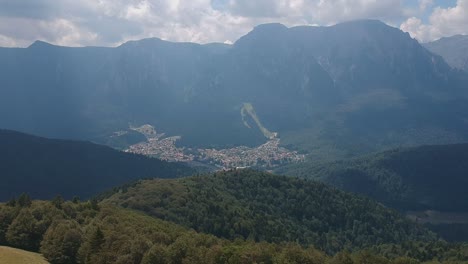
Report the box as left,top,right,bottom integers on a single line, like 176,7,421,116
1,20,468,159
3,19,468,264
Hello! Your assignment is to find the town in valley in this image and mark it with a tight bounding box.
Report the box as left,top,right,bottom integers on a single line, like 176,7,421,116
124,124,304,169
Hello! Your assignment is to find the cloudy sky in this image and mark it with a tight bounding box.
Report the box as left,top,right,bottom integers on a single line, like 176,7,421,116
0,0,466,47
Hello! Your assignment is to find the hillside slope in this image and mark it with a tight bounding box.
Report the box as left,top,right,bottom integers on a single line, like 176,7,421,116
103,169,435,254
0,130,194,200
278,143,468,212
0,201,325,264
2,200,467,264
0,246,48,264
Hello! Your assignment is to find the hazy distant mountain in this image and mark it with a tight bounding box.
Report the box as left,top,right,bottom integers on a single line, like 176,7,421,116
278,143,468,212
0,129,194,200
424,35,468,72
1,20,467,158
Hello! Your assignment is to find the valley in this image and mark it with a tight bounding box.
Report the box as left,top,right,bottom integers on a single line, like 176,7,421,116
1,16,468,264
124,124,304,169
2,20,468,160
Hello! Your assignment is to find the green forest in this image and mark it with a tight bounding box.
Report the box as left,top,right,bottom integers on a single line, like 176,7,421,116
1,182,468,263
2,132,468,263
103,170,434,254
277,143,468,212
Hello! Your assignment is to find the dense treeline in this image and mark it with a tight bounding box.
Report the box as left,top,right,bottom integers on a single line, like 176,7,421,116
0,129,194,200
1,199,468,264
277,143,468,212
103,169,435,254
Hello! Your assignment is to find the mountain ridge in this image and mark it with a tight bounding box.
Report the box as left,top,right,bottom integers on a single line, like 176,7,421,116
424,34,468,73
1,20,468,159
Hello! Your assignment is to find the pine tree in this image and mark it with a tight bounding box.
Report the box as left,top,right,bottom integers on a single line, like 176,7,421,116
52,195,64,209
17,193,31,207
89,227,105,253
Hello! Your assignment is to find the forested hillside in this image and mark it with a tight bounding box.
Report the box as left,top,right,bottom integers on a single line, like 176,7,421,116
103,169,435,254
0,130,194,200
0,199,330,264
1,192,467,263
277,143,468,212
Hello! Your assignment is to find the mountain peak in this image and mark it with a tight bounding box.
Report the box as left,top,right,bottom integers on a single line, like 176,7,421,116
450,34,468,39
342,19,387,26
118,37,163,48
234,23,288,46
424,34,468,72
253,23,288,32
332,19,397,32
443,34,468,40
28,40,55,49
431,34,468,44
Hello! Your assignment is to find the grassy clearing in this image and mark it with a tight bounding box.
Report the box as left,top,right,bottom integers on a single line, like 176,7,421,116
0,246,49,264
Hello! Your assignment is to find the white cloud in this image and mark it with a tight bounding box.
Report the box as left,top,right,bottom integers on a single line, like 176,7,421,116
401,0,468,42
400,17,432,41
311,0,405,24
0,34,18,47
131,0,408,44
225,0,406,24
0,0,463,47
419,0,434,11
0,16,98,47
41,19,99,46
